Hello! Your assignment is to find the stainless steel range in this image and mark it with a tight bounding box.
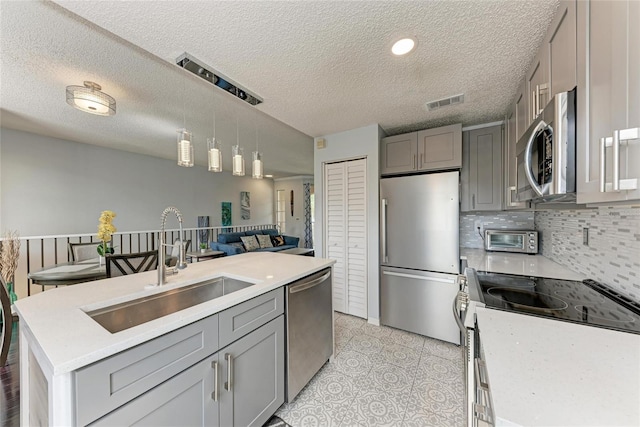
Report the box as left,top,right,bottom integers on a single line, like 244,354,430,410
472,271,640,334
455,269,640,426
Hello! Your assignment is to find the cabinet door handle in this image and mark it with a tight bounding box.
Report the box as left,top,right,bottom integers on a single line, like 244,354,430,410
413,154,417,170
381,199,388,263
211,360,219,401
419,153,424,169
613,130,621,191
224,353,233,391
599,137,608,193
601,129,638,193
472,194,475,210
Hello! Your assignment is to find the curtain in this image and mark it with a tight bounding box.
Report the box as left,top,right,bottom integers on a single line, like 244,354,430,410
303,183,313,249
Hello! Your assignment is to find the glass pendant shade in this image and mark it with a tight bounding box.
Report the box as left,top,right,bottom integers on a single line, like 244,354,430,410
252,151,263,179
207,138,222,172
232,145,245,176
177,129,194,167
66,81,116,116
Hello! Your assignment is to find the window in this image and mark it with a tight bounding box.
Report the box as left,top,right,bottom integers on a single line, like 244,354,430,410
276,189,286,233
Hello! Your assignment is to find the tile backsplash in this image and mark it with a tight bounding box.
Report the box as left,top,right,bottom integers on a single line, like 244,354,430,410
460,206,640,301
460,212,535,248
535,206,640,301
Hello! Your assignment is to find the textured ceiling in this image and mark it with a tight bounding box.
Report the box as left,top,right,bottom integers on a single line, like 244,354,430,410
1,0,559,177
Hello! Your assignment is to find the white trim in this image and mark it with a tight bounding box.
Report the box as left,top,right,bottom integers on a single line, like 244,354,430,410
367,317,380,326
273,175,313,182
461,121,504,132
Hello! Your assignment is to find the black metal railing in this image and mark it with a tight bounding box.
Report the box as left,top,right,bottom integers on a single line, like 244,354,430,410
2,224,277,298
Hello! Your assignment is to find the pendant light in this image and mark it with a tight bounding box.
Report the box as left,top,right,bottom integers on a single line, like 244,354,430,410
207,95,222,172
177,80,194,167
232,117,245,176
66,81,116,116
252,116,263,179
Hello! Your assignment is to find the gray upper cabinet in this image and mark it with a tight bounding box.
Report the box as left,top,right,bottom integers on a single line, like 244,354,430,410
577,0,640,203
527,49,549,124
380,132,418,175
381,124,461,175
547,0,577,95
526,1,577,127
416,123,462,171
504,109,529,210
515,79,529,142
461,125,503,212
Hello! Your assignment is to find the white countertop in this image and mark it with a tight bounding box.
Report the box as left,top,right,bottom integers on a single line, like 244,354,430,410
476,307,640,426
461,248,585,281
14,252,334,375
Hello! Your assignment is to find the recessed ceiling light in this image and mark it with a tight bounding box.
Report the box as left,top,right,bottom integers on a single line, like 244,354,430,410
391,38,416,56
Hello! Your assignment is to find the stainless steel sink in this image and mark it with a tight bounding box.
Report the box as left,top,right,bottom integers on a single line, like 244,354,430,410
85,277,254,333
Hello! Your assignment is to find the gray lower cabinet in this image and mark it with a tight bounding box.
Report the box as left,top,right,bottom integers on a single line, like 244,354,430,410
92,316,285,427
90,354,219,426
77,287,285,427
461,125,503,212
219,315,285,427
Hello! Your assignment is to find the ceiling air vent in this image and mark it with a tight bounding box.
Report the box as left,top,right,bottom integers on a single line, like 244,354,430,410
425,93,464,111
176,53,263,106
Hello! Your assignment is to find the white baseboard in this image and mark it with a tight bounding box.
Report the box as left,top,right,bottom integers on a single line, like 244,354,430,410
367,317,380,326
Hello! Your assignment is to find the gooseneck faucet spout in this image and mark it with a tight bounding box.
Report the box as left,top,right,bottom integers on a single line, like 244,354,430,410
157,206,188,286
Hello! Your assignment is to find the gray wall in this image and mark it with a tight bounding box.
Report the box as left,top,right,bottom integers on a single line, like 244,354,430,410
535,206,640,301
314,124,382,322
0,128,274,236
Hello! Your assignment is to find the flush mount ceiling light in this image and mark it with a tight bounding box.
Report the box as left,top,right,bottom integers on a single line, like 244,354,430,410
66,81,116,116
391,38,416,56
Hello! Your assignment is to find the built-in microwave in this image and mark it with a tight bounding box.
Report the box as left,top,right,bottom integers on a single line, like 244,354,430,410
515,88,576,203
484,229,538,254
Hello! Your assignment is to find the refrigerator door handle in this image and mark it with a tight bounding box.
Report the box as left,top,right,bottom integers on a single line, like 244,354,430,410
381,198,388,263
382,270,456,284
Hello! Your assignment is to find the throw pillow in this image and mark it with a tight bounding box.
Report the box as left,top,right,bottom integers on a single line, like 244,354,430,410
271,235,286,247
228,242,246,254
240,235,260,251
256,234,273,248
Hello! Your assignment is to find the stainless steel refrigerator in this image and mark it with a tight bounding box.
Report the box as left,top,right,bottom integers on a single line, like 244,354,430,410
380,171,460,344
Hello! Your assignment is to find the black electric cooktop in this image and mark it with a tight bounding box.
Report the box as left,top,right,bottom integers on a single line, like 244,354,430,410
475,272,640,335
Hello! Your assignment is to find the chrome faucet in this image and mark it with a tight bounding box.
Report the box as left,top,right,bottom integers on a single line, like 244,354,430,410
157,206,187,286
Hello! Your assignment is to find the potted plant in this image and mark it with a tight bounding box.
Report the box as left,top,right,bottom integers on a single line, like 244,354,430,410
199,242,208,253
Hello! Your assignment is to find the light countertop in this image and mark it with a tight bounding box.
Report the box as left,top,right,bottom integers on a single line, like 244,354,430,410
14,252,334,375
476,307,640,426
461,248,585,281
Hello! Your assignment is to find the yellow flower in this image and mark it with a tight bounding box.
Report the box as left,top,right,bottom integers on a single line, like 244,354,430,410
96,210,117,244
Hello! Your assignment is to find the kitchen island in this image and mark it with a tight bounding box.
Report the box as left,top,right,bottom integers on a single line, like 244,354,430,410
14,252,334,426
461,248,640,425
476,307,640,426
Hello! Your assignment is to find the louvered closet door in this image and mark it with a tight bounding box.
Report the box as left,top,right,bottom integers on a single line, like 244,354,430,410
346,160,367,318
324,159,367,318
325,162,347,313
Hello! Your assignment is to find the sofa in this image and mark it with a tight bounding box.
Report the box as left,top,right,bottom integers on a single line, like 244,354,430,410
210,229,300,256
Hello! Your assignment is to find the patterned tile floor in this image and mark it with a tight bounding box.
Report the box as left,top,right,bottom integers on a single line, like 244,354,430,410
275,312,464,427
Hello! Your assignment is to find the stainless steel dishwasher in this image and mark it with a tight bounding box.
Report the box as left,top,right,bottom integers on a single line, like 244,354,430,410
285,267,333,402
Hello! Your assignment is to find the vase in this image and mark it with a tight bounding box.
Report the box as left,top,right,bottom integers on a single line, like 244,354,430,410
200,248,206,253
7,282,17,304
99,256,105,266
